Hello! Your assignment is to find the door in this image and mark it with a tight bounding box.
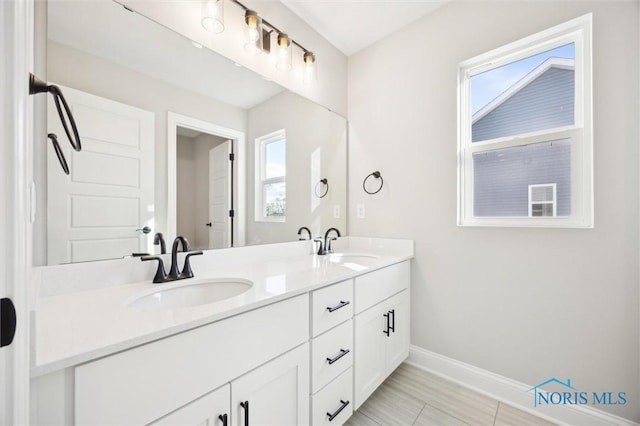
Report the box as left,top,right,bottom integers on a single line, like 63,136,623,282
231,344,309,426
46,86,154,264
209,140,232,249
152,384,230,426
354,302,388,409
2,0,32,423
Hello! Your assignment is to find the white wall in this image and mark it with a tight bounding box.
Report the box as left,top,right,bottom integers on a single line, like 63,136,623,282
46,42,247,255
348,1,639,422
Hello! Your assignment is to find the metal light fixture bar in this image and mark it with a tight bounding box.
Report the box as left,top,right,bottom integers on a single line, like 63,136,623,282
230,0,312,55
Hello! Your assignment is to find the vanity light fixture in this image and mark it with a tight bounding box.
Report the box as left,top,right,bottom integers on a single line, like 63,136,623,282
243,10,265,55
229,0,318,83
303,51,317,84
201,0,225,33
276,32,292,71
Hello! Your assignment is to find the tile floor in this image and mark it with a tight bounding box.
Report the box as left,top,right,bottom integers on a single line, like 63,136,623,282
345,363,556,426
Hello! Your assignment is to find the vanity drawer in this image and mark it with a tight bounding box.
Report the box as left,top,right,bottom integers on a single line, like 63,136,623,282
311,319,353,393
311,367,353,426
312,279,353,337
354,261,409,314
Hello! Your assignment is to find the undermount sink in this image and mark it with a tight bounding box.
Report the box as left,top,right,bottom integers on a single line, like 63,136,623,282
327,253,379,264
127,278,253,311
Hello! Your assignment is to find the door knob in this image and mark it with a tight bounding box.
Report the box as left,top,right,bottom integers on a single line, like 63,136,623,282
206,222,212,227
136,226,151,234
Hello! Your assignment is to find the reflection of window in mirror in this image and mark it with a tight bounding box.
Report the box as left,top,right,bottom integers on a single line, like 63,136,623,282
256,130,286,222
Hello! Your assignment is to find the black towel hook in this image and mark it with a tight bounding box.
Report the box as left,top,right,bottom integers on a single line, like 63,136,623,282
315,178,329,198
29,73,82,152
363,171,384,195
47,134,69,175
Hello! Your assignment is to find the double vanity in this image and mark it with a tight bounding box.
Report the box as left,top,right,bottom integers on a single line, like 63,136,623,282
30,237,413,425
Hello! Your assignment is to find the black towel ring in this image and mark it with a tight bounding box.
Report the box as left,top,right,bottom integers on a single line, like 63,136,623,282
29,73,82,152
363,171,383,195
315,178,329,198
47,134,69,175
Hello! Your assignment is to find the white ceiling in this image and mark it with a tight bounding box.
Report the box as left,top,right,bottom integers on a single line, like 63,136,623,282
279,0,450,56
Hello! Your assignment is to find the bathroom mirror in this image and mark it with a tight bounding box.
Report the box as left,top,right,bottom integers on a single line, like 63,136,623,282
41,0,347,265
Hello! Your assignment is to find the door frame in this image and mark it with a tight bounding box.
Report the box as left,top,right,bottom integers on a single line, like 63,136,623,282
167,112,246,247
1,0,34,423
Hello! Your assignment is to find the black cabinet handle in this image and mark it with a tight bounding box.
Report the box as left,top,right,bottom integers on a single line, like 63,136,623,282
326,300,350,312
389,309,395,333
240,401,249,426
326,349,350,365
327,400,350,422
218,413,228,426
383,311,390,336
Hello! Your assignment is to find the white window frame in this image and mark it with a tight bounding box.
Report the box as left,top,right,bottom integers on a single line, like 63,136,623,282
457,14,593,228
255,129,286,222
528,183,557,217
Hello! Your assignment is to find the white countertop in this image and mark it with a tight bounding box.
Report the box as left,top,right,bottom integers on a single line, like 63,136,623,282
32,237,413,377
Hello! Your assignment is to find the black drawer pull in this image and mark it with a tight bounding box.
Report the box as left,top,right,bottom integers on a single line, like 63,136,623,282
326,300,350,312
218,413,228,426
326,349,350,365
240,401,249,426
383,311,390,336
327,400,350,422
389,309,395,333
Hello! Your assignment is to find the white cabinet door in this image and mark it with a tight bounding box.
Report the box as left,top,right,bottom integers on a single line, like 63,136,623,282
354,301,388,409
384,290,410,372
231,344,309,426
152,384,230,426
354,289,410,409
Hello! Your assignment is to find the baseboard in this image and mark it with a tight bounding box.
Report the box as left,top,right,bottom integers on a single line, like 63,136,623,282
406,345,638,426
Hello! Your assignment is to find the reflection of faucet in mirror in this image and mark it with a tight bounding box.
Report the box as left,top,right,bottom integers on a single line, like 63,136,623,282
141,236,203,284
297,226,312,240
153,233,166,254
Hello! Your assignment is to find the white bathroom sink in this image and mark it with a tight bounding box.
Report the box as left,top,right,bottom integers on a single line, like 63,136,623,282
127,278,253,310
327,253,379,264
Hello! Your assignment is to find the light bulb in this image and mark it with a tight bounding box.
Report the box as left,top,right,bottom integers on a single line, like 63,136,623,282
244,10,263,55
303,51,317,84
276,33,292,71
201,0,224,34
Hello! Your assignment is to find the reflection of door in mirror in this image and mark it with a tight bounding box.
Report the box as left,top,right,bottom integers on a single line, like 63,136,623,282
46,86,154,265
176,126,234,251
209,141,233,249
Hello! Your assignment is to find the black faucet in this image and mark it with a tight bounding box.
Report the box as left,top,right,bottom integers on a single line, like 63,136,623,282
316,227,341,255
153,232,166,254
141,236,202,283
297,226,312,240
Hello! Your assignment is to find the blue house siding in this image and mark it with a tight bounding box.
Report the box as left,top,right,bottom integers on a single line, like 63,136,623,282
472,67,574,142
473,140,571,217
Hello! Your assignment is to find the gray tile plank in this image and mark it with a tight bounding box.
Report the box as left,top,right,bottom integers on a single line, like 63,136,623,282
344,411,382,426
413,403,472,426
383,364,498,425
494,402,557,426
357,382,425,426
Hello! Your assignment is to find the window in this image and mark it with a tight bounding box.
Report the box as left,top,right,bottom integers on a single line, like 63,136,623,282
458,14,592,227
529,184,557,217
255,130,286,222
